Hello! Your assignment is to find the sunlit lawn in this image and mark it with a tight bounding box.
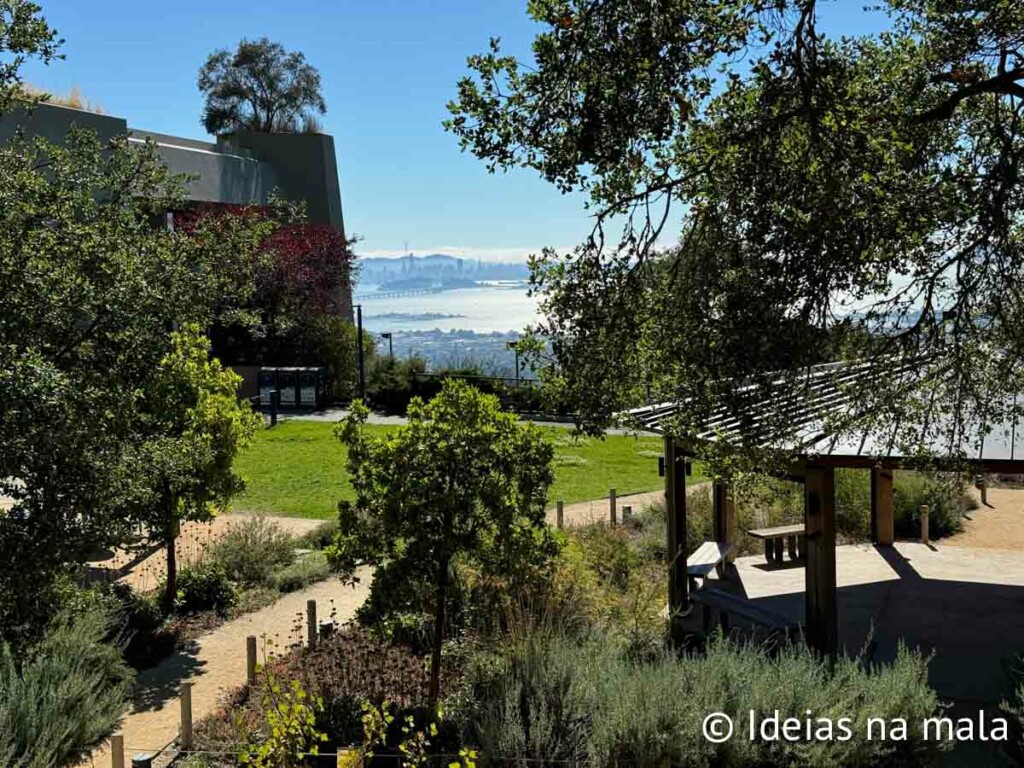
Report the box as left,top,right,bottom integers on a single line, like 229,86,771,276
233,419,698,519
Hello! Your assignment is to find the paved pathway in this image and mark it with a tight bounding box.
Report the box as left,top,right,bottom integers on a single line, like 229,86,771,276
84,572,371,767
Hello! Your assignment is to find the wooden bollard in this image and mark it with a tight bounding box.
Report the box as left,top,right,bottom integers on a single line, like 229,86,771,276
556,500,564,529
920,504,930,545
246,635,257,686
980,475,988,505
110,734,125,768
179,681,193,750
609,488,617,526
306,599,317,649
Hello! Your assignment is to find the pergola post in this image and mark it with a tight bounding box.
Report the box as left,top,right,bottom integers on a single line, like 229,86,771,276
665,435,688,643
804,465,837,656
712,480,737,566
870,465,895,546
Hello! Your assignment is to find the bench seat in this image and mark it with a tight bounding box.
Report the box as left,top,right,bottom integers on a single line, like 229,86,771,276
692,585,800,638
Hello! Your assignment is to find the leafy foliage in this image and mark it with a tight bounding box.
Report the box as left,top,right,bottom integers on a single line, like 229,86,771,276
0,608,133,768
172,563,239,617
448,1,1024,472
0,127,270,644
198,37,327,135
463,627,945,767
0,1,61,113
329,380,558,698
238,668,327,768
135,327,262,610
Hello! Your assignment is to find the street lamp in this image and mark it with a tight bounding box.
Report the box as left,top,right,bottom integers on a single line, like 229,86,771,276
355,304,366,400
380,332,394,360
506,340,520,388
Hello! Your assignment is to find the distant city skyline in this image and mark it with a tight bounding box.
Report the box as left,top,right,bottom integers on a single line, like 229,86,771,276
18,1,889,260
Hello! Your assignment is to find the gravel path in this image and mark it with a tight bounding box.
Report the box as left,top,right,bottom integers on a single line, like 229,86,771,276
946,486,1024,550
83,571,371,767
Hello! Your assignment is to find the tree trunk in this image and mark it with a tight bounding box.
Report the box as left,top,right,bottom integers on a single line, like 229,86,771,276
162,513,178,616
429,556,449,704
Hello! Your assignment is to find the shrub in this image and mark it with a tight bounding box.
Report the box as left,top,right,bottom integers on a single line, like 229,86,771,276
173,563,238,616
293,519,338,550
0,608,133,768
270,551,331,593
463,627,946,767
210,515,295,587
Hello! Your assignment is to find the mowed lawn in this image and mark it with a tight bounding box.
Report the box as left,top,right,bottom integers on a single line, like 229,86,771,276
233,420,690,519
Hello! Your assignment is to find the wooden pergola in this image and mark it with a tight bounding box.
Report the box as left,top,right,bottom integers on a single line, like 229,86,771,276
630,361,1024,654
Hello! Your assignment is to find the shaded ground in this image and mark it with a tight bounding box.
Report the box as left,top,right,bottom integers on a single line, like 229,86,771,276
82,570,371,767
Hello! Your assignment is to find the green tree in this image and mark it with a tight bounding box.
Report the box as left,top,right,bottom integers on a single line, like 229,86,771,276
0,1,61,113
0,126,273,643
447,1,1024,468
137,327,262,613
198,37,327,135
328,380,557,700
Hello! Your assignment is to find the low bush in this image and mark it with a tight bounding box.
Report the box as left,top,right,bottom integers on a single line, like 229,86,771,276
462,627,946,767
209,515,295,587
0,608,134,767
173,563,238,617
293,519,338,551
270,551,331,593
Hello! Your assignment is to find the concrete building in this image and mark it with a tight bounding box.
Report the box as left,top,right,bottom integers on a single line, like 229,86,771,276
0,101,351,314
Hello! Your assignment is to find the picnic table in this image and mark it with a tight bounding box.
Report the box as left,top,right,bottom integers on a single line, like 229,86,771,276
746,524,806,564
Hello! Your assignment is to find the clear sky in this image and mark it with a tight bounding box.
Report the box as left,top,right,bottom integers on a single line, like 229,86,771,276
17,1,888,262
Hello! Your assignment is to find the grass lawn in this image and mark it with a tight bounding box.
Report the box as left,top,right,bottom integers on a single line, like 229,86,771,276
233,420,697,519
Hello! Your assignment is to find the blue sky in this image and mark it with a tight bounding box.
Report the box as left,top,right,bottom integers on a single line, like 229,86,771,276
18,1,888,262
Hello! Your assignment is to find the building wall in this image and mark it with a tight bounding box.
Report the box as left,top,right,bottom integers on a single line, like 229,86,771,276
0,102,352,319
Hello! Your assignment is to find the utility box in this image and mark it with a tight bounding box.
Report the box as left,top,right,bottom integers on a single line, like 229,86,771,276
257,367,326,409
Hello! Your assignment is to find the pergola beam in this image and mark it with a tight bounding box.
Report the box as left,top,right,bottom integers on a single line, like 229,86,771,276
665,436,688,644
804,464,837,656
870,465,895,545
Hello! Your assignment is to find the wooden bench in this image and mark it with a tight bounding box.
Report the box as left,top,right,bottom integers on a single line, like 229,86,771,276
692,585,800,639
747,524,806,564
686,540,734,591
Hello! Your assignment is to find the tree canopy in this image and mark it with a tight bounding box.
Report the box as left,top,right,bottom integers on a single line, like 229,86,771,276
447,0,1024,468
0,126,273,642
0,1,60,112
328,381,557,699
198,37,327,135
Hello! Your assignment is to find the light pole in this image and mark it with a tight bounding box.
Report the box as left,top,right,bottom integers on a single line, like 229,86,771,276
381,332,394,360
506,340,520,388
355,304,366,400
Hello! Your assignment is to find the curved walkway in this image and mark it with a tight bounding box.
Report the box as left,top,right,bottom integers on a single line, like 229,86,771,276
83,571,371,767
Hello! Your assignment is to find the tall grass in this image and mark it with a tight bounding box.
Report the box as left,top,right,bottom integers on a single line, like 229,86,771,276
464,627,946,767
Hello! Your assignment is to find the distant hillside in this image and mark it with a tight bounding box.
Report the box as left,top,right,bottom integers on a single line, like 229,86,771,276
357,253,530,286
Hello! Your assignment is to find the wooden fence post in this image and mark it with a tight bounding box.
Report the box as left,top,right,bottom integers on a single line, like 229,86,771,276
307,599,317,649
609,488,617,526
110,734,125,768
920,504,930,545
556,500,564,530
246,635,257,686
180,682,193,750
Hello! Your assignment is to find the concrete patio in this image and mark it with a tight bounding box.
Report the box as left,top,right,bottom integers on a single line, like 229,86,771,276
695,541,1024,703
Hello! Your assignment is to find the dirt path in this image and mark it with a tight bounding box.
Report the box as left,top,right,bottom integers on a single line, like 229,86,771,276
84,571,370,766
89,513,327,592
546,489,662,527
946,486,1024,551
